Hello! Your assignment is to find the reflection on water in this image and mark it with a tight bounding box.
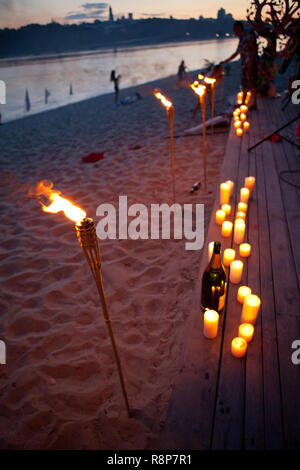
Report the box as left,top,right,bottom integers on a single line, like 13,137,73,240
0,38,237,123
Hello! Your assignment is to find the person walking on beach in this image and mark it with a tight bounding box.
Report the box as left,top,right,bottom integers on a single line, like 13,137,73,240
110,70,121,105
177,60,187,88
219,21,258,109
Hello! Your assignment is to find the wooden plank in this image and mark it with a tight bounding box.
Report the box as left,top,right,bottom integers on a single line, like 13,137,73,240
257,99,300,449
252,115,284,449
211,127,250,449
244,131,265,449
161,124,241,449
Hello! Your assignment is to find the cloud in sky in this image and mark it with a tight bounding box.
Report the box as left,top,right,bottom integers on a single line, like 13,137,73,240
64,2,108,22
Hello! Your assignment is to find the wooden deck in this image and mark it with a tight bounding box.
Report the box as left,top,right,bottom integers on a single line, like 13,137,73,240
161,96,300,450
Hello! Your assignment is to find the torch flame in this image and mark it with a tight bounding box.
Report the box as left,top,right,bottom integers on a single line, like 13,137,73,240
154,90,172,109
190,81,206,97
198,73,204,80
204,77,216,85
35,181,86,223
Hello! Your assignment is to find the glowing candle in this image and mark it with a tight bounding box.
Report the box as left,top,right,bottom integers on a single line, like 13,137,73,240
234,107,241,115
234,219,245,244
243,121,250,132
236,128,243,137
239,243,251,258
208,241,214,262
230,260,243,284
238,323,254,343
234,120,241,129
244,176,255,196
220,182,231,205
216,209,226,225
240,113,246,122
237,91,243,100
240,105,248,113
221,204,231,216
240,187,250,204
223,248,235,267
225,180,234,197
231,337,247,358
222,221,233,238
236,211,246,221
241,294,261,325
238,202,248,213
237,286,252,304
204,309,219,339
237,99,243,105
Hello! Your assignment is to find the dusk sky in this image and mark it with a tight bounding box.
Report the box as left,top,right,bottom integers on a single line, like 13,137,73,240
0,0,250,28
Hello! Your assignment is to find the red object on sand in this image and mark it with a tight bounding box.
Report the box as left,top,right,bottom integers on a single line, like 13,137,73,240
269,134,282,143
128,145,142,151
82,152,104,163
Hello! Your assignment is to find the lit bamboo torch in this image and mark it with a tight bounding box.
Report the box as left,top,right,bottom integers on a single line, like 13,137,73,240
34,181,131,417
190,81,207,189
204,77,217,134
154,90,176,203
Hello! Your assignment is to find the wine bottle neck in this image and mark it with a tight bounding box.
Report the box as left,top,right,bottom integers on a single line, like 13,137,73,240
210,252,222,270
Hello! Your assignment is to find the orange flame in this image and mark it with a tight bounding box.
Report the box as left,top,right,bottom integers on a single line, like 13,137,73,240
35,181,86,223
204,77,216,86
154,90,172,109
198,73,204,80
190,81,206,97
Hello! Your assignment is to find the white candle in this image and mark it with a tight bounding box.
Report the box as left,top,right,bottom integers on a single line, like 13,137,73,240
238,323,254,343
234,219,245,245
241,294,261,325
220,183,231,205
230,260,243,284
204,309,219,339
237,286,252,304
225,180,234,198
244,176,255,196
236,211,246,221
238,202,248,213
231,337,247,358
239,243,251,258
208,241,214,262
221,204,231,216
240,187,250,204
223,248,235,267
216,209,226,225
243,121,250,132
222,221,233,238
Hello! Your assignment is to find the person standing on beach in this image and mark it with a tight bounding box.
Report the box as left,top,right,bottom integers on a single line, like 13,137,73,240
219,21,258,109
110,70,121,105
177,60,187,88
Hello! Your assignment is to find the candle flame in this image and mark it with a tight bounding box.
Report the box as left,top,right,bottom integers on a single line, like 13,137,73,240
198,73,204,80
34,181,86,223
154,90,172,109
190,81,206,97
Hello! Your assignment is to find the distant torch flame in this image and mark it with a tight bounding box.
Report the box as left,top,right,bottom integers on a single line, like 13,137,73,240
198,74,204,80
35,181,86,223
154,90,172,109
190,81,206,97
204,77,216,86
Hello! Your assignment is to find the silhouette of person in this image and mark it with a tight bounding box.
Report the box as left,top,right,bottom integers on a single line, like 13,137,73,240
177,60,187,88
110,70,121,104
219,21,258,109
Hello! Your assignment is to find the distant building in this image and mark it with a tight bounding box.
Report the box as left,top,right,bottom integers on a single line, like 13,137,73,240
128,13,133,21
217,8,226,22
109,6,114,22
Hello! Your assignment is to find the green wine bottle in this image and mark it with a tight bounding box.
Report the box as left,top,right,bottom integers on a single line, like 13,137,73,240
201,241,227,312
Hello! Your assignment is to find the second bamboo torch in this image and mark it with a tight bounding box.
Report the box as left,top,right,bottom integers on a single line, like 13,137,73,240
154,90,176,204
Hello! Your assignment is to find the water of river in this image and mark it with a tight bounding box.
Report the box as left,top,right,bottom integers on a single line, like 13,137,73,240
0,38,238,122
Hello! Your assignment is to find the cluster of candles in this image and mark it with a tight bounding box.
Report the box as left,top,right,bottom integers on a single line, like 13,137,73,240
233,91,251,137
203,173,261,358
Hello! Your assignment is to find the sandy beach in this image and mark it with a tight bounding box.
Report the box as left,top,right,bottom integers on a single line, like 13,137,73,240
0,64,243,449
